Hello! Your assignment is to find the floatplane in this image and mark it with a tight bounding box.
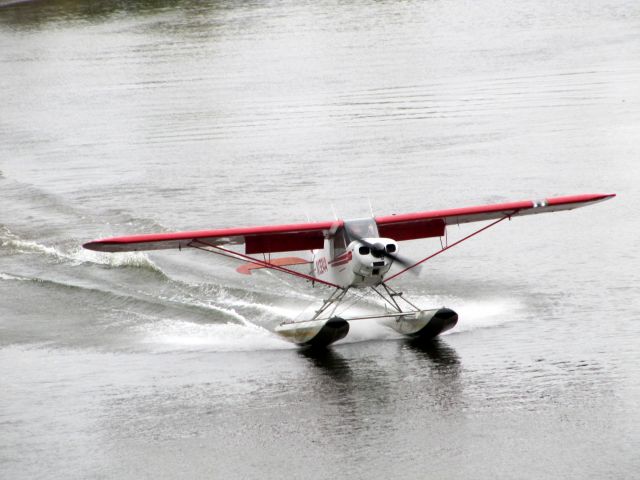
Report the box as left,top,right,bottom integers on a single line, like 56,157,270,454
84,193,614,347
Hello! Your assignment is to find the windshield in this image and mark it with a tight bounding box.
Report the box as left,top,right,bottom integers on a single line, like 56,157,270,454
343,218,379,242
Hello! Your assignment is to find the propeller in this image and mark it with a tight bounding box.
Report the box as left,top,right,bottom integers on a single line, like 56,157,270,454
345,228,420,274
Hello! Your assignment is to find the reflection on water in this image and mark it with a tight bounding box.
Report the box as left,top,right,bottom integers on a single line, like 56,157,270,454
405,337,461,370
402,338,464,411
298,345,353,381
300,338,464,415
0,0,186,28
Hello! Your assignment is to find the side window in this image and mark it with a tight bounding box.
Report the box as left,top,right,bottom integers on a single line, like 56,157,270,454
331,228,347,258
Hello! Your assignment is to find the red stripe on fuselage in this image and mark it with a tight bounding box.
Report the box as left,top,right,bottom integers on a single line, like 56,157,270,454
329,251,352,267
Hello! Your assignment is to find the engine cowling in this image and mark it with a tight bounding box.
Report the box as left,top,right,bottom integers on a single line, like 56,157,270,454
351,238,398,281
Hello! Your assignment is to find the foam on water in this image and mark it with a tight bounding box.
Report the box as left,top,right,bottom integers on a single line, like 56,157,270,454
2,237,64,259
450,297,525,334
340,317,403,344
72,247,165,274
1,229,165,276
138,319,293,352
157,294,251,325
338,294,526,343
0,272,29,281
224,297,310,324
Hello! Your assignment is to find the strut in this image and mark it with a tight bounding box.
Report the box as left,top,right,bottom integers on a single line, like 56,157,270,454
189,239,341,288
384,214,512,282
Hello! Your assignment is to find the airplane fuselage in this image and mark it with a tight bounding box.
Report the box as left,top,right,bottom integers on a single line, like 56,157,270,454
310,218,399,288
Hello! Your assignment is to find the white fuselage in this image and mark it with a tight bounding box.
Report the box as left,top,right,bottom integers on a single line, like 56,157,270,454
311,236,398,288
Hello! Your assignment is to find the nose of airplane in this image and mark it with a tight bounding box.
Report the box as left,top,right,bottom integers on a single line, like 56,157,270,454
371,242,386,258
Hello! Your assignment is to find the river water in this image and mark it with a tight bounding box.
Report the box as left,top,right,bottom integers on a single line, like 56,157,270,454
1,1,639,478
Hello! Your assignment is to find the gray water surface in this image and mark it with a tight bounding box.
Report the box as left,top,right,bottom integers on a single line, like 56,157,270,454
1,1,639,478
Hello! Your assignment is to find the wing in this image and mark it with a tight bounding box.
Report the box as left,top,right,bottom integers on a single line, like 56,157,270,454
83,220,339,253
375,193,615,241
84,193,615,253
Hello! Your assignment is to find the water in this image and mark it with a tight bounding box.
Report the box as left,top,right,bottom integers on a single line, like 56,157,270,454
1,1,639,478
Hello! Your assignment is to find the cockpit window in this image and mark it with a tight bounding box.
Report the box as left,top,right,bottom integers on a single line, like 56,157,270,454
344,218,379,241
332,227,348,258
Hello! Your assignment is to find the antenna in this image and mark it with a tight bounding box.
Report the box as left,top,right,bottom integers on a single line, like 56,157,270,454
330,203,338,220
367,196,374,217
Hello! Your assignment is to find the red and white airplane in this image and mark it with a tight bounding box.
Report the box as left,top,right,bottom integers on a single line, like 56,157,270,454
84,193,614,348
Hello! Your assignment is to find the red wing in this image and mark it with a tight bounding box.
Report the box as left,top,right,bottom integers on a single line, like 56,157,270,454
84,193,615,253
375,193,615,241
83,220,339,253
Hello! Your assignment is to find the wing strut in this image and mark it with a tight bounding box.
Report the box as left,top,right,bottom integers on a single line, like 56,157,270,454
384,214,511,282
189,239,342,289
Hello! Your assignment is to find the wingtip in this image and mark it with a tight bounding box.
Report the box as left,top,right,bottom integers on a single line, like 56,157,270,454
584,193,616,200
83,240,115,252
82,241,101,251
596,193,617,203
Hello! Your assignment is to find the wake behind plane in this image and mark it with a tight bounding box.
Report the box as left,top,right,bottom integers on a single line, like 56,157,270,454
84,193,615,347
